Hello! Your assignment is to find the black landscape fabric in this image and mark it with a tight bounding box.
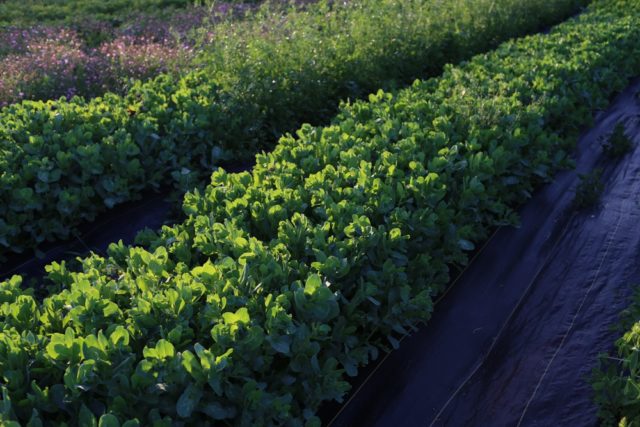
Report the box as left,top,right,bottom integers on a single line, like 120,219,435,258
0,160,254,283
0,193,174,283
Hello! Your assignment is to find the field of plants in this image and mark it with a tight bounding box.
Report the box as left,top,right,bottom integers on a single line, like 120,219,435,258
1,0,640,425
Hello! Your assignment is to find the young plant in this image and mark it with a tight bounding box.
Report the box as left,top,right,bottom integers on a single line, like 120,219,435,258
592,288,640,427
602,122,633,158
574,168,605,209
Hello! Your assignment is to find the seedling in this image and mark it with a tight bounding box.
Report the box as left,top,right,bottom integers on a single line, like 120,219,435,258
574,168,604,209
602,122,633,158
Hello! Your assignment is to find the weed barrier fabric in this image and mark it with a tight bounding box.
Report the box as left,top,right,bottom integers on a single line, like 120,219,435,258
0,193,174,283
327,80,640,427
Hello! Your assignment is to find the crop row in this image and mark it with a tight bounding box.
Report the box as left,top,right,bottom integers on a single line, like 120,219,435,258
1,0,639,424
0,0,588,260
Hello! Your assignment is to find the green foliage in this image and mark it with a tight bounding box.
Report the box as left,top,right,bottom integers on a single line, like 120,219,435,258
0,0,199,27
1,0,639,424
593,290,640,427
574,169,605,208
0,0,590,259
603,123,634,158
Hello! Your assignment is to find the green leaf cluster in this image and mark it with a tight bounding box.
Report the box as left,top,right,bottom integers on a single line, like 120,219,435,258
574,169,605,209
593,289,640,426
602,122,634,158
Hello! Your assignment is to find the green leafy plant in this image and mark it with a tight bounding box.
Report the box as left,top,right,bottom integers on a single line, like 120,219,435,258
602,122,633,157
593,289,640,427
574,169,605,208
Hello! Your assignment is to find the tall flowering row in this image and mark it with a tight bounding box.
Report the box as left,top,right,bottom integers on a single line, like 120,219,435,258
0,3,255,106
0,34,193,106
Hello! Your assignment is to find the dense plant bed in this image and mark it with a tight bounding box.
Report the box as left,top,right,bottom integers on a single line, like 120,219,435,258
0,0,588,260
1,0,638,424
593,290,640,426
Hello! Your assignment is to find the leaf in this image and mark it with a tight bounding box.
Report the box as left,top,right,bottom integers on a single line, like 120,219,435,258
304,416,322,427
201,402,236,420
102,302,119,318
181,351,204,381
267,335,291,355
1,387,12,416
156,340,175,359
49,384,66,408
143,340,175,360
176,383,203,418
46,334,66,360
79,404,98,427
457,239,475,251
109,327,129,348
222,307,250,325
388,335,400,350
305,274,322,294
342,357,357,377
367,296,381,306
26,409,43,427
98,414,121,427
